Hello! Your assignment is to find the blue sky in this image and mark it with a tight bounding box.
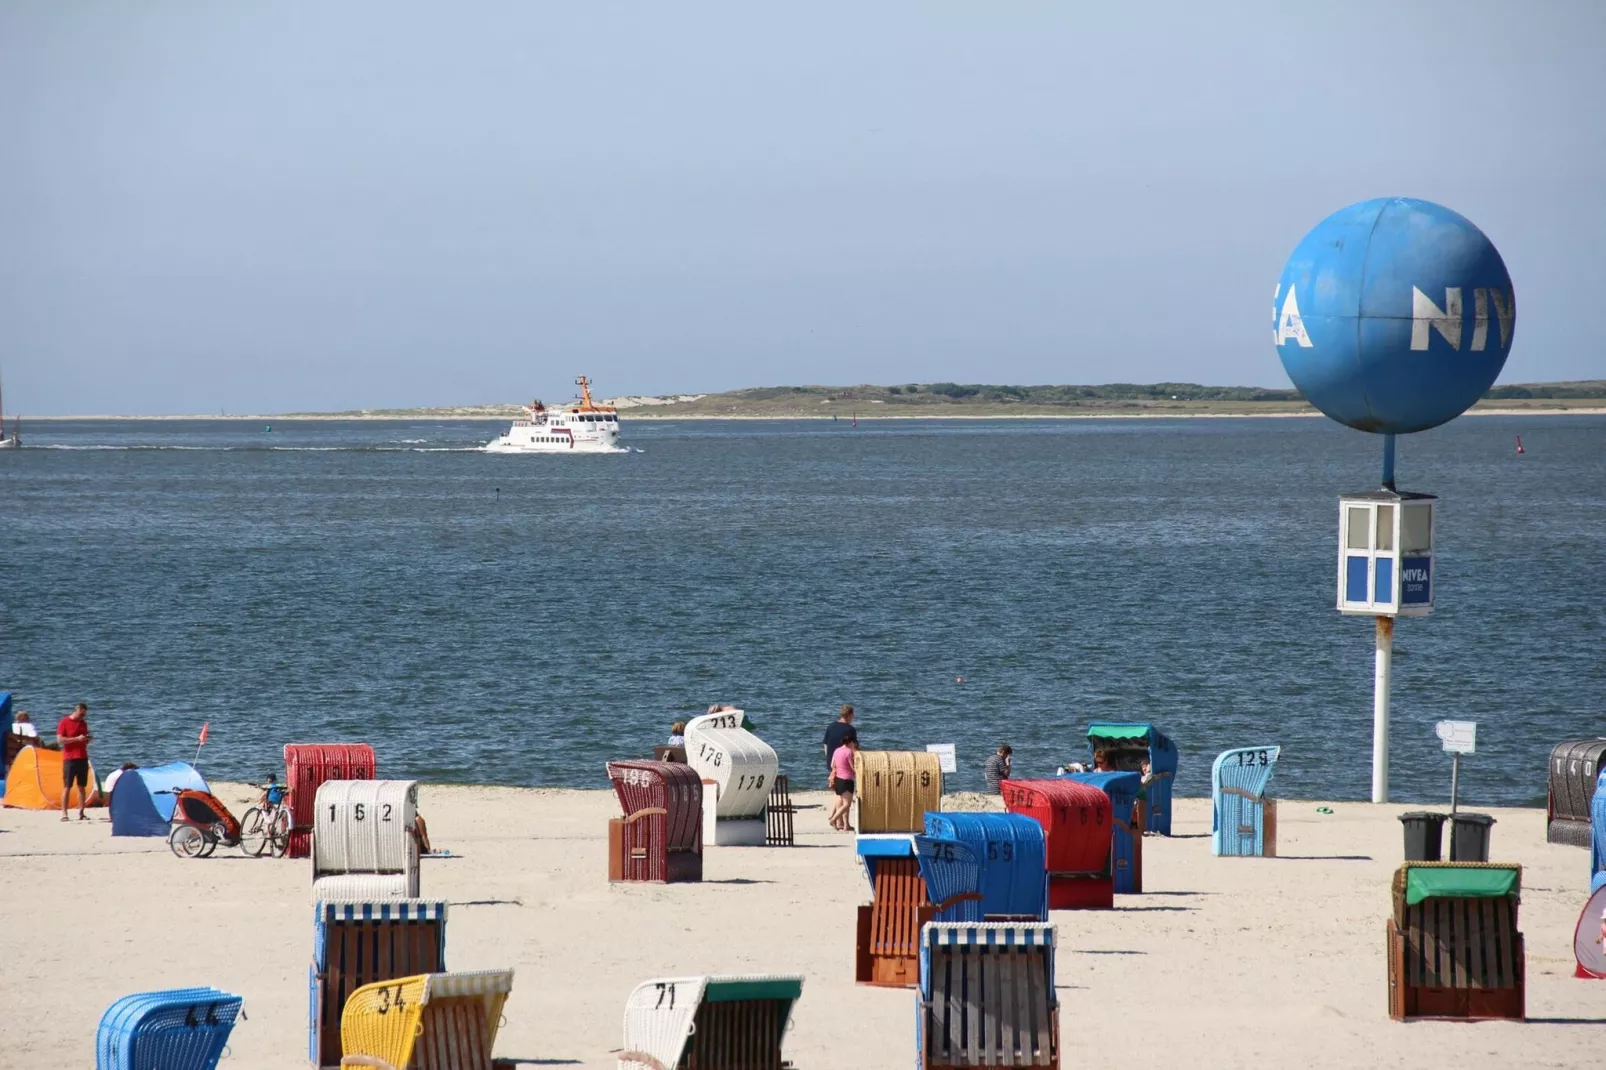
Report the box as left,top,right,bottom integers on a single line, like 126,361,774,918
2,2,1601,414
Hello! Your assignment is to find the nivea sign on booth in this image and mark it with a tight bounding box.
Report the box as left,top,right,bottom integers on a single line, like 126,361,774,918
1274,197,1514,802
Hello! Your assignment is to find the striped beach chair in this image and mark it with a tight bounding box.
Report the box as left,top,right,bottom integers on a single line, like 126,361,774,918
340,970,514,1069
856,834,984,987
924,812,1048,920
1387,862,1524,1021
1211,746,1280,857
310,899,447,1067
619,974,803,1070
97,987,244,1070
917,922,1059,1069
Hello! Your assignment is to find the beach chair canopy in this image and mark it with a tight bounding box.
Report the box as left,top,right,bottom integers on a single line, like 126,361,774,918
606,760,702,848
1087,722,1178,834
2,744,97,810
684,709,779,819
285,743,376,858
925,811,1049,920
620,974,803,1070
1547,739,1606,847
1388,862,1525,1020
853,750,943,833
1001,778,1112,877
313,779,419,880
856,834,980,918
109,762,209,837
96,987,243,1070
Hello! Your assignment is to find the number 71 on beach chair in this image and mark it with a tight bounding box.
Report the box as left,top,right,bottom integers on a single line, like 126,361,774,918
618,974,803,1070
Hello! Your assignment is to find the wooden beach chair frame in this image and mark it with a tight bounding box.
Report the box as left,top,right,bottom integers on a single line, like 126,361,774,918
1386,862,1524,1021
917,922,1059,1069
856,837,984,988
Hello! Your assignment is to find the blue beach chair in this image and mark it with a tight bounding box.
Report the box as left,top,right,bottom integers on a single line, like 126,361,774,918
917,922,1059,1070
97,987,243,1070
855,834,984,987
1591,769,1606,881
1212,746,1281,857
925,812,1048,920
1086,722,1179,835
1066,770,1144,893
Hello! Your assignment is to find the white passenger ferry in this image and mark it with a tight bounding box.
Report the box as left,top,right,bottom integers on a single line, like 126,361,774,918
484,376,626,454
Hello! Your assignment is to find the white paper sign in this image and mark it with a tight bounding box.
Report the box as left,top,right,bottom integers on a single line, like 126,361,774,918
1435,720,1477,755
926,743,957,773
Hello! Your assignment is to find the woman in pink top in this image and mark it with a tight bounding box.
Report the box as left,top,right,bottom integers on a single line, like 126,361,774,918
827,737,858,831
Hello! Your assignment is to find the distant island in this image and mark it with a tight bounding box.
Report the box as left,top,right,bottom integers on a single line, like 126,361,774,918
278,379,1606,420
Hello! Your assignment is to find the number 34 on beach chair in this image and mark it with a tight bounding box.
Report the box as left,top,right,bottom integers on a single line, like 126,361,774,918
856,834,983,987
618,974,803,1070
340,970,514,1070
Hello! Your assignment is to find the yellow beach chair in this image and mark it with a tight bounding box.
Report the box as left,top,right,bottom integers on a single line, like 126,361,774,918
340,969,514,1070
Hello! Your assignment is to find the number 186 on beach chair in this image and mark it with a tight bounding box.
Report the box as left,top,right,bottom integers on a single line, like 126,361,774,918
340,969,514,1070
618,974,804,1070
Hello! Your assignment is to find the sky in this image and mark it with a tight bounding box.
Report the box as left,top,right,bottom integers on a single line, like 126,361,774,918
1,2,1602,415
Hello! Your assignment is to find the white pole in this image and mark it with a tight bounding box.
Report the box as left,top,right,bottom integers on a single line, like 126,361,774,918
1372,616,1393,803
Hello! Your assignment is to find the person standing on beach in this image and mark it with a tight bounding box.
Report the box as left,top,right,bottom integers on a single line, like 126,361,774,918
822,705,857,785
827,736,859,831
56,703,93,822
10,710,38,738
983,745,1012,794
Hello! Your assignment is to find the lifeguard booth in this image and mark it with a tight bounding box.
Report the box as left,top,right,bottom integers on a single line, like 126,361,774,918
1085,723,1177,835
1337,492,1437,616
683,709,779,847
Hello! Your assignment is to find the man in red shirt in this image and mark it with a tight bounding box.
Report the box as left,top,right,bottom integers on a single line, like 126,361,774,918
57,702,93,822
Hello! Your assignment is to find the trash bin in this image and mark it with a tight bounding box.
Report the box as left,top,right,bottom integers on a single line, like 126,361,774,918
1399,812,1447,861
1447,813,1495,862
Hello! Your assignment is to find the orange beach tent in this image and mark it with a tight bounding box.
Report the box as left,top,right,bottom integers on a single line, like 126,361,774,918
2,745,101,809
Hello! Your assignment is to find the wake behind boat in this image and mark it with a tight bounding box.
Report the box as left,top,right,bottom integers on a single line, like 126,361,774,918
484,376,627,454
0,370,19,449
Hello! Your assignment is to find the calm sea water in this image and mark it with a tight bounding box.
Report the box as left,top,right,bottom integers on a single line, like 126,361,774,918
1,415,1601,806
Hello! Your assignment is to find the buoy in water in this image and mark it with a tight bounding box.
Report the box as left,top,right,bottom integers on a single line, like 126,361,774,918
265,424,272,432
1515,435,1525,455
955,676,964,684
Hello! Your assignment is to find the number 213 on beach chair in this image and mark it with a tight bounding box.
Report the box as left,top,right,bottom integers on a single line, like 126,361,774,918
918,923,1059,1070
619,974,803,1070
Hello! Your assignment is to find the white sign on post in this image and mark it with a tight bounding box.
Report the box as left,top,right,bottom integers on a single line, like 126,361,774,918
1435,721,1477,754
926,743,957,774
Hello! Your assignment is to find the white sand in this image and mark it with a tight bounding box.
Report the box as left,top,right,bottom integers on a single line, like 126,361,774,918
0,786,1599,1069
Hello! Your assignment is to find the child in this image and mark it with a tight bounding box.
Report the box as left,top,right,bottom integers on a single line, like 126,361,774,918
827,737,859,831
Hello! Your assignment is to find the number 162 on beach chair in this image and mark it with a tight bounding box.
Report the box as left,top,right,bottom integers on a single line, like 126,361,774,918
619,974,804,1070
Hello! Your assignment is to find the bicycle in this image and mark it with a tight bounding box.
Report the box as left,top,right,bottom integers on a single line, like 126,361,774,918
239,777,292,858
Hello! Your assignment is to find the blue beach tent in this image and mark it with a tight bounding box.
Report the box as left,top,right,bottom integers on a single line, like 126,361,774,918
110,762,210,837
1066,771,1144,893
1087,722,1179,835
1212,746,1281,857
924,811,1048,920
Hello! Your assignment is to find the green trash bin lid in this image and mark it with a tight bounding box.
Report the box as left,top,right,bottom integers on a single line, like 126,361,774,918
1404,865,1519,906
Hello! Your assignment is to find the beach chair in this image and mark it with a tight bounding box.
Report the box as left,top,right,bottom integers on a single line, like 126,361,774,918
1211,746,1280,857
619,974,803,1070
924,812,1048,920
1386,862,1524,1021
1001,779,1114,910
1064,771,1144,893
607,760,703,883
1593,770,1606,881
764,775,796,846
854,750,943,833
312,780,422,900
97,987,244,1070
310,900,447,1067
685,709,779,846
917,922,1059,1069
1546,739,1606,847
340,969,514,1070
856,834,983,987
1085,722,1178,834
286,743,377,858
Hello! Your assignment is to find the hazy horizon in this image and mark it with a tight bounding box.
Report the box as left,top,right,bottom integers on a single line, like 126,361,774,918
4,3,1603,415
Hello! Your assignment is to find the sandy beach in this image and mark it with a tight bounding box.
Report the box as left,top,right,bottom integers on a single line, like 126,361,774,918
0,786,1599,1069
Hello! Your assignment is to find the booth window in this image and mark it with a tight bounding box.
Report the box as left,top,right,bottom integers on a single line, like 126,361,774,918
1375,504,1395,552
1401,504,1432,554
1345,506,1370,551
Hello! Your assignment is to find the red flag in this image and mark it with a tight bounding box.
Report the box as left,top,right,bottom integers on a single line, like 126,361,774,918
197,722,209,745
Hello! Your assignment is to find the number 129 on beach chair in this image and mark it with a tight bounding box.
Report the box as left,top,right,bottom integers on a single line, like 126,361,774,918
1212,746,1280,857
918,922,1059,1069
619,974,803,1070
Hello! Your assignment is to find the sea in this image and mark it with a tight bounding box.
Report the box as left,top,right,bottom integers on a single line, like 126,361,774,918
2,414,1601,807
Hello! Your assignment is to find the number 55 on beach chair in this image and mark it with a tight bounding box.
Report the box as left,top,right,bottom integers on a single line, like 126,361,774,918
1211,746,1280,857
96,987,244,1070
618,974,803,1070
340,970,514,1070
917,922,1059,1070
856,834,983,987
